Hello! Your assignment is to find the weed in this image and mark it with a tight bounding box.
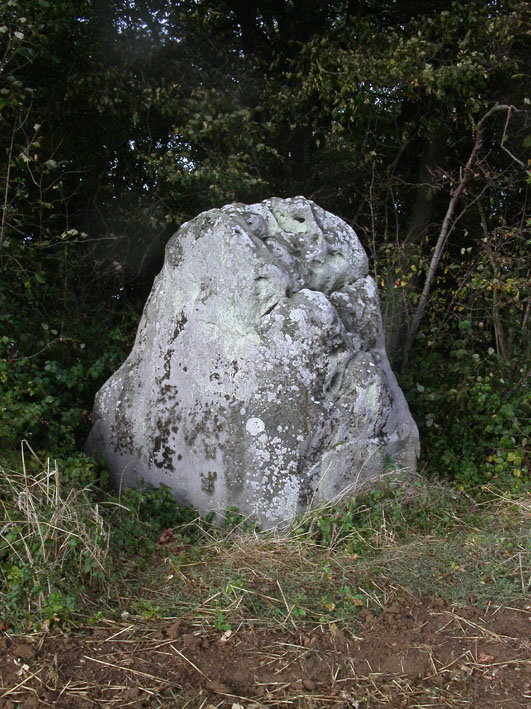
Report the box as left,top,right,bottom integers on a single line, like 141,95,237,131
223,505,260,532
104,481,203,553
130,598,163,619
213,609,231,631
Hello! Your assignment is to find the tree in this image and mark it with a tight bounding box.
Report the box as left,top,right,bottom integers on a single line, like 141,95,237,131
1,0,529,487
265,0,530,360
401,104,528,370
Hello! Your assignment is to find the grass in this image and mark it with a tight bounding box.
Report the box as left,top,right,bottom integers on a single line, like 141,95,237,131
1,448,529,634
105,474,530,635
0,442,109,629
0,454,529,707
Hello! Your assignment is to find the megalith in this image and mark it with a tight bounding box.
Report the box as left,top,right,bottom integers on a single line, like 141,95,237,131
87,197,419,528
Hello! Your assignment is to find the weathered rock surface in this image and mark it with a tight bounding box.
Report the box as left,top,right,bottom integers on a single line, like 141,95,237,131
87,197,419,528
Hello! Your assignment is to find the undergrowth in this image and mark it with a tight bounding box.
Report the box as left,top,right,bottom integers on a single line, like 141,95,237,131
0,444,108,630
1,448,528,633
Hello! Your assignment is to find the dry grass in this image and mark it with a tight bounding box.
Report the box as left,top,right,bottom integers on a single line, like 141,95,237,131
0,442,109,623
113,477,529,646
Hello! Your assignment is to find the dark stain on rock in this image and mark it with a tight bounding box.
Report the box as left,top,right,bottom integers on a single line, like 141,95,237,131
204,441,217,460
152,416,174,470
200,470,217,494
173,312,188,340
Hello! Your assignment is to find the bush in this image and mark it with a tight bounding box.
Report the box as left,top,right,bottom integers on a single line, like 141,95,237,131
404,346,529,491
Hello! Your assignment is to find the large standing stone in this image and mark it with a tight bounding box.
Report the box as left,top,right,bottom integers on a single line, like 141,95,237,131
87,197,419,528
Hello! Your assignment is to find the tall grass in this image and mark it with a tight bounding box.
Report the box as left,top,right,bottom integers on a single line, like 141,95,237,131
0,442,109,628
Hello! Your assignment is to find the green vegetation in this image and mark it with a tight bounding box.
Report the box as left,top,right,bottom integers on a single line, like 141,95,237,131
1,454,528,633
0,0,529,633
0,446,108,629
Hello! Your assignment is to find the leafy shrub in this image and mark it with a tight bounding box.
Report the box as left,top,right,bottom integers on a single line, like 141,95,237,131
0,314,138,455
404,347,529,491
105,482,203,553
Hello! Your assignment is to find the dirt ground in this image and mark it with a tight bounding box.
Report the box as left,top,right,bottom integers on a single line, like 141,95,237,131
1,597,529,708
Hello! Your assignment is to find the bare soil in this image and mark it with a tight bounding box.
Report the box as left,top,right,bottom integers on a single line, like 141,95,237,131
1,597,529,708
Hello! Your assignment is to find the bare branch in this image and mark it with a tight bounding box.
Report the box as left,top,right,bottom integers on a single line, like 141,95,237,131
501,106,526,168
400,104,524,372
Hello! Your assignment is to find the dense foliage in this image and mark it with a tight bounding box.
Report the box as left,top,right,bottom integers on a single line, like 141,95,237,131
1,0,529,493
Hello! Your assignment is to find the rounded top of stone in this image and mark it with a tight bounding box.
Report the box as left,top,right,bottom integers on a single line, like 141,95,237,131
173,197,368,295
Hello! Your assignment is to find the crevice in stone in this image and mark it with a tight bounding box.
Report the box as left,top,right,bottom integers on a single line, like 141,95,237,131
261,300,281,318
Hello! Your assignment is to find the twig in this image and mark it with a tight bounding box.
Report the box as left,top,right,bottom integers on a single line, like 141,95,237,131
501,106,526,168
170,645,210,679
276,580,298,630
401,103,525,371
83,656,166,682
0,668,42,699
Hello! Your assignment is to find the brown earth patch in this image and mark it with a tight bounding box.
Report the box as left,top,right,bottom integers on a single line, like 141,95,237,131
1,598,529,708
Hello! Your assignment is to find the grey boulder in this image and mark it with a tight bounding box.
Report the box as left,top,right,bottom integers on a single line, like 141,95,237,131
87,197,419,528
